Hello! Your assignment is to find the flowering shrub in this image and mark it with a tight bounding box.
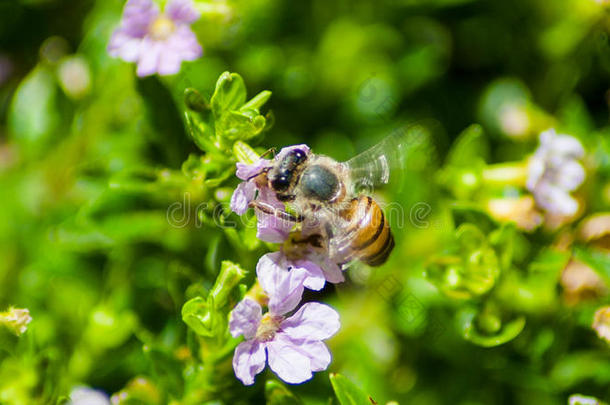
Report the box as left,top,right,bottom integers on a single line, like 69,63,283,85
1,0,610,404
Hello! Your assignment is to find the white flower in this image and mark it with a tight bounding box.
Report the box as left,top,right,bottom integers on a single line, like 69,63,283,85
68,386,110,405
526,129,585,216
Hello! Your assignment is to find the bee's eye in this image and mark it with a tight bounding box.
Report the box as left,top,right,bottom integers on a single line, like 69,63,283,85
293,150,306,162
271,175,290,191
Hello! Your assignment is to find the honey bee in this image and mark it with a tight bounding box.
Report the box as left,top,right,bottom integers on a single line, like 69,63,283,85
249,131,414,267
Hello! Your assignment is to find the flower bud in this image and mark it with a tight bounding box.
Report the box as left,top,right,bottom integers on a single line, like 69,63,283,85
0,307,32,336
593,306,610,344
209,261,247,309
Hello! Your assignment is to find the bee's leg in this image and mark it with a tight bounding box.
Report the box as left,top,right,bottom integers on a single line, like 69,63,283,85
246,166,270,182
248,201,303,223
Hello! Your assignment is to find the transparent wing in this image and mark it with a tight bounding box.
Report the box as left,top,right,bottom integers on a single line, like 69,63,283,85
343,124,432,193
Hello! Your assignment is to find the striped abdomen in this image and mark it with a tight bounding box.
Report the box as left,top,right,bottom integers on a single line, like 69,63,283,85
339,196,394,266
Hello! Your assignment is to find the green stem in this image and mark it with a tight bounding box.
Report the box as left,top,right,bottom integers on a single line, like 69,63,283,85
482,161,529,187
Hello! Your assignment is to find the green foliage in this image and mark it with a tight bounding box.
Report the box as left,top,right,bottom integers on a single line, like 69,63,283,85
330,373,375,405
265,380,303,405
1,0,610,404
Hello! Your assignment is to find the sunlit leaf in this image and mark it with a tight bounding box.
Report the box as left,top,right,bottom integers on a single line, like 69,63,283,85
265,380,303,405
459,307,526,347
330,373,376,405
211,72,247,117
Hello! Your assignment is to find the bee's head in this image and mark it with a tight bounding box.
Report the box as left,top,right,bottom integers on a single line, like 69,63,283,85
269,148,308,192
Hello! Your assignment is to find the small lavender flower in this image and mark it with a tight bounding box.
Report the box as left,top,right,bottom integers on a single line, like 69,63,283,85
230,145,311,243
593,306,610,344
108,0,202,77
0,307,32,336
68,386,110,405
526,129,585,217
568,394,605,405
229,264,340,385
258,250,344,291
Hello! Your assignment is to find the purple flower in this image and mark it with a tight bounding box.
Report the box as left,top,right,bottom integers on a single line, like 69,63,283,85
274,144,310,162
526,129,586,216
230,145,311,243
108,0,202,77
258,251,344,291
229,264,340,385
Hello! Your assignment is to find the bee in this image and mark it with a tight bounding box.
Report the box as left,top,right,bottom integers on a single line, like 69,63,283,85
249,131,415,267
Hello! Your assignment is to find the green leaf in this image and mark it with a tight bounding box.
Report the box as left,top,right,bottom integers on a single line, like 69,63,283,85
459,307,526,347
528,248,571,276
211,72,247,117
550,351,610,390
208,261,247,309
184,87,209,112
573,246,610,284
111,377,162,405
8,66,59,153
233,141,261,165
456,223,486,252
240,90,272,112
84,306,137,350
446,124,488,167
489,224,516,271
450,204,497,234
143,345,184,398
217,110,267,141
265,380,303,405
184,111,218,153
181,297,214,337
329,373,376,405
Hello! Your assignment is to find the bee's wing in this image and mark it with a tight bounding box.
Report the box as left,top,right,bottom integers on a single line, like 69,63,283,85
342,124,431,193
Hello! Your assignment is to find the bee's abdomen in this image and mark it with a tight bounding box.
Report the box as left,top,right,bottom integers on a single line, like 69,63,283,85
341,196,394,267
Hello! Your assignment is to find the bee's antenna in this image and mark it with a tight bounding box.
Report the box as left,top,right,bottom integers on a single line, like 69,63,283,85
259,147,277,159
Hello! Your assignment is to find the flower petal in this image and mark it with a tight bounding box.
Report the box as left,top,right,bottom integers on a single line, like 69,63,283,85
534,183,579,216
551,133,585,159
256,211,293,243
555,160,585,192
232,340,267,386
121,0,160,37
266,334,314,384
166,0,200,24
229,298,262,339
236,159,270,181
230,181,257,215
298,340,331,372
257,252,307,315
166,25,202,62
253,187,294,243
526,156,545,191
107,29,143,62
280,302,340,341
319,257,345,284
136,39,162,77
292,259,325,290
155,50,183,76
275,144,310,163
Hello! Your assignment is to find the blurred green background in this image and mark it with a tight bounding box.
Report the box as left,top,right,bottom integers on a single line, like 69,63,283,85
1,0,610,404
